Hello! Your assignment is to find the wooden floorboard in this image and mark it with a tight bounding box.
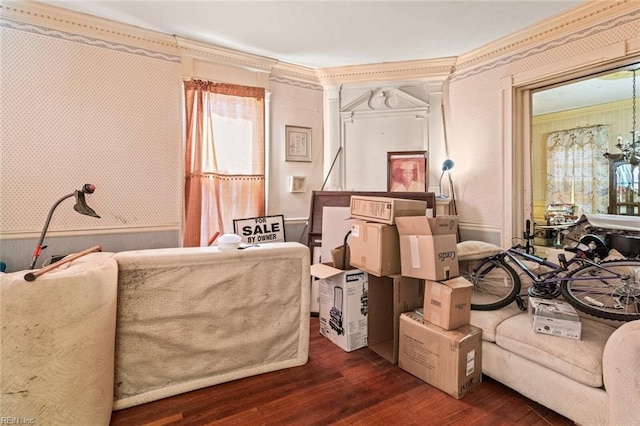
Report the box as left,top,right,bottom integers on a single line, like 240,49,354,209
110,318,574,425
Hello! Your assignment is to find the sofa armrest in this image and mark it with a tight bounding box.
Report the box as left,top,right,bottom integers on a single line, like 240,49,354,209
603,319,640,425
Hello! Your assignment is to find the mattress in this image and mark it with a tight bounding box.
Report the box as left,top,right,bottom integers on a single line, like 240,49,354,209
0,252,118,425
112,242,310,409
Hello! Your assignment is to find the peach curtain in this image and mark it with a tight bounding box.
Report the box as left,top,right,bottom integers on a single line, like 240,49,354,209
183,80,265,247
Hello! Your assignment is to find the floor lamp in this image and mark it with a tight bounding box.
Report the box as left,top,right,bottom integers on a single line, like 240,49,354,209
29,184,101,270
437,159,454,198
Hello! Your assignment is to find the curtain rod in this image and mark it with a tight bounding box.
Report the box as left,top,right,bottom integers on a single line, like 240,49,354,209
555,124,607,132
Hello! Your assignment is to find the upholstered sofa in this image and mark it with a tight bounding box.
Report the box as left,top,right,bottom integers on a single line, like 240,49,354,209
471,305,640,425
458,242,640,426
0,242,310,425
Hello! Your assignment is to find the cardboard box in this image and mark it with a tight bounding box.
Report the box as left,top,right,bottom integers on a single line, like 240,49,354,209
367,275,424,364
528,297,582,340
313,263,369,352
423,277,473,330
349,196,427,225
398,311,482,399
349,220,401,277
395,215,459,281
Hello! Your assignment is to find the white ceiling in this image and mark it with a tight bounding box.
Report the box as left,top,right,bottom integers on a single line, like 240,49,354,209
38,0,584,68
34,0,637,114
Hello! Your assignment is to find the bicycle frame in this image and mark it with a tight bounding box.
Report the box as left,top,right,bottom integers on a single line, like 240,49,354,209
486,247,624,291
467,221,640,319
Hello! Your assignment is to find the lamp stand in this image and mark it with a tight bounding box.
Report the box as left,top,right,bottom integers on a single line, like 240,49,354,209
29,192,76,270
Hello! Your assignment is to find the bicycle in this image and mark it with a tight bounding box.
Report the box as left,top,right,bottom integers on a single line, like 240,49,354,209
458,220,640,322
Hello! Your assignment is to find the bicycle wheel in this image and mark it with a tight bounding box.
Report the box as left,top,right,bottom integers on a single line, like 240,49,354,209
560,259,640,321
462,258,521,310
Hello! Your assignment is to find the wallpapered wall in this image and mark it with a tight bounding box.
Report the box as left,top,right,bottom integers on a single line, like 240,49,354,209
0,18,183,234
446,11,639,245
267,78,324,228
0,15,324,270
0,17,184,271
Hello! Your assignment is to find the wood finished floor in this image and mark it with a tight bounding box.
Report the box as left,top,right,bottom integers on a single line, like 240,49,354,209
110,317,574,426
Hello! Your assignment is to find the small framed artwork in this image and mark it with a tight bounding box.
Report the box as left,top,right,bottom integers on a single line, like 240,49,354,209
387,151,428,192
285,125,312,162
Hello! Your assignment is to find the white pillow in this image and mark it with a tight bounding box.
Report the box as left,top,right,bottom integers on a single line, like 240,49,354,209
457,240,503,261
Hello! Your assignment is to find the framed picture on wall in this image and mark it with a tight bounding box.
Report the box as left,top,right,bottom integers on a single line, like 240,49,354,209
285,125,312,162
387,151,428,192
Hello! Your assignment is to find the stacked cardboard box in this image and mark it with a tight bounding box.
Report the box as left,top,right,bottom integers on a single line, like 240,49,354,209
346,196,428,360
397,277,483,399
367,274,424,363
393,214,483,399
395,215,459,281
398,311,482,399
348,196,428,277
349,195,428,225
315,195,483,401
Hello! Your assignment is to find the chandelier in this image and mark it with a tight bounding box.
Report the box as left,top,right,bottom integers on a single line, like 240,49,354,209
611,68,640,165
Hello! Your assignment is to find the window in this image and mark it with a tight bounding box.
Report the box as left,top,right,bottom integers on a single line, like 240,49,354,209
183,80,265,246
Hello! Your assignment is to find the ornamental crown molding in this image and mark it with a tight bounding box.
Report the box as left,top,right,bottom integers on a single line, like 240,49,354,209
317,58,455,85
1,0,178,55
269,62,320,85
5,0,637,87
175,36,277,74
453,0,639,74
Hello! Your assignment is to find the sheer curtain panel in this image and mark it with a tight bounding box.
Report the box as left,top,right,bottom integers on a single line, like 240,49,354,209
183,80,265,247
546,125,609,215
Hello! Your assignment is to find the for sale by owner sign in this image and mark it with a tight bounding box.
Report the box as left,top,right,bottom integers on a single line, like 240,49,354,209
233,214,286,244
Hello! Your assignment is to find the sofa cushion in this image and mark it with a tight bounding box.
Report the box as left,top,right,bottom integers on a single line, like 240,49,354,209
470,304,523,342
495,312,616,387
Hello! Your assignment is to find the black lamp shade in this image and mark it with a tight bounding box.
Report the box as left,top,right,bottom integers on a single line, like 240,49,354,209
74,191,100,218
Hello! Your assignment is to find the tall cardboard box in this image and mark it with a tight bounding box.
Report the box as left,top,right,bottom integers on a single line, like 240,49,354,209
423,277,473,330
349,196,427,225
367,275,424,364
396,216,459,281
398,311,482,399
313,263,369,352
349,220,401,277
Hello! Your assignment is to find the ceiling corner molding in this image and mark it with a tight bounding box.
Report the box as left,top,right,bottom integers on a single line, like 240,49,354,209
1,0,179,56
175,36,278,74
270,62,321,86
316,58,455,85
454,0,639,74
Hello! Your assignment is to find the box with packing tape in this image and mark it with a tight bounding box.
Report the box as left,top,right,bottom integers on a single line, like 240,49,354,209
528,297,582,340
422,276,473,330
395,215,459,281
349,220,401,277
398,311,482,399
349,196,427,225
